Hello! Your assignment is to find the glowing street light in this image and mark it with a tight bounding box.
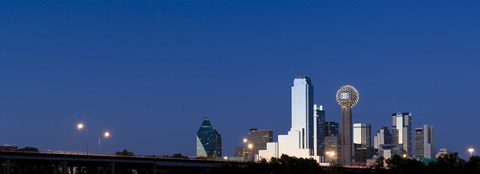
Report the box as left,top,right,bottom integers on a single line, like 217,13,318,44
247,143,253,150
243,138,248,143
402,154,407,159
99,130,111,153
104,131,110,138
76,122,89,155
325,151,336,164
325,151,335,157
77,123,84,129
468,148,475,157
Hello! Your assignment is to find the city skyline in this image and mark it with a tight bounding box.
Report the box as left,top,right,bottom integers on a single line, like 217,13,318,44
1,0,480,160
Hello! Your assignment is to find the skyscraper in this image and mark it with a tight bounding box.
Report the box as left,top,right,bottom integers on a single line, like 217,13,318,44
414,124,434,159
291,76,314,150
196,116,222,158
336,85,359,165
248,129,273,156
353,123,372,164
353,123,371,147
374,126,391,151
314,104,326,156
259,77,319,161
392,112,412,156
325,121,339,136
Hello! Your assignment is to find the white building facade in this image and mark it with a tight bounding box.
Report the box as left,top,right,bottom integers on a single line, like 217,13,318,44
259,77,321,161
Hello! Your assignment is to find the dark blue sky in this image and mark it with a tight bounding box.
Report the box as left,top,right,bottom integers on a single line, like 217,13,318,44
1,0,479,158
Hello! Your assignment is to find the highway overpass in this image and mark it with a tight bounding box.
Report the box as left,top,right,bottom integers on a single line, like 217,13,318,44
0,151,245,174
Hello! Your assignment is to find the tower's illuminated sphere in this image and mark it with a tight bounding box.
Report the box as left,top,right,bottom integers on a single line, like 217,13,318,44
336,85,359,107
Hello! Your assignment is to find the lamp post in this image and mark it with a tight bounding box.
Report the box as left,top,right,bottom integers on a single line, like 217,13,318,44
246,143,253,161
76,123,88,155
468,148,475,157
242,138,252,161
325,151,336,164
98,131,111,153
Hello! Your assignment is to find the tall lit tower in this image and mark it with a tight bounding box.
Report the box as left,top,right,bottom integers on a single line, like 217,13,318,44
314,104,326,156
291,76,314,151
392,112,412,156
336,85,359,165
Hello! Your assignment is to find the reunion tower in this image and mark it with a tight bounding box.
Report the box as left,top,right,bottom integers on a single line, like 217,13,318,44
336,85,359,166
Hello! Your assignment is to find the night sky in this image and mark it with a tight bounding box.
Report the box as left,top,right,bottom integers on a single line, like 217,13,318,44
1,1,479,159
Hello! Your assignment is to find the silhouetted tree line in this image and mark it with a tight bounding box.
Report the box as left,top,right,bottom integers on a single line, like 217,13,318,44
213,153,480,174
159,153,190,159
372,153,480,174
17,146,39,152
214,154,325,174
115,149,135,156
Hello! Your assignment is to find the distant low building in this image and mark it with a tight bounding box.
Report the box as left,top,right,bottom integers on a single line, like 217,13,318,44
354,144,373,165
374,126,391,154
324,135,339,164
436,148,451,158
248,129,273,156
378,144,404,160
0,144,18,152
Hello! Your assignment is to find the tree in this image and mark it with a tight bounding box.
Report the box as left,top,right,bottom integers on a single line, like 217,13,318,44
385,154,425,174
386,154,403,171
465,156,480,174
171,153,188,159
433,153,465,173
275,154,323,174
373,156,385,169
17,146,39,152
115,149,134,156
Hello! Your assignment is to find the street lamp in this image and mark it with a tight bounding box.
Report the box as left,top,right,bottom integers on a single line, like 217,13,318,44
98,131,111,153
76,123,89,155
468,148,475,157
247,143,253,150
402,154,407,159
325,151,336,164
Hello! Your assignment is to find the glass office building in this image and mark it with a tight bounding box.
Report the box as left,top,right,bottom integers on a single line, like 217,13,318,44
392,112,412,156
196,117,222,158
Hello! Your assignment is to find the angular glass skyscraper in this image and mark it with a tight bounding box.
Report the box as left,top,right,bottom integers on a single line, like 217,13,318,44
196,117,222,158
291,77,314,150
